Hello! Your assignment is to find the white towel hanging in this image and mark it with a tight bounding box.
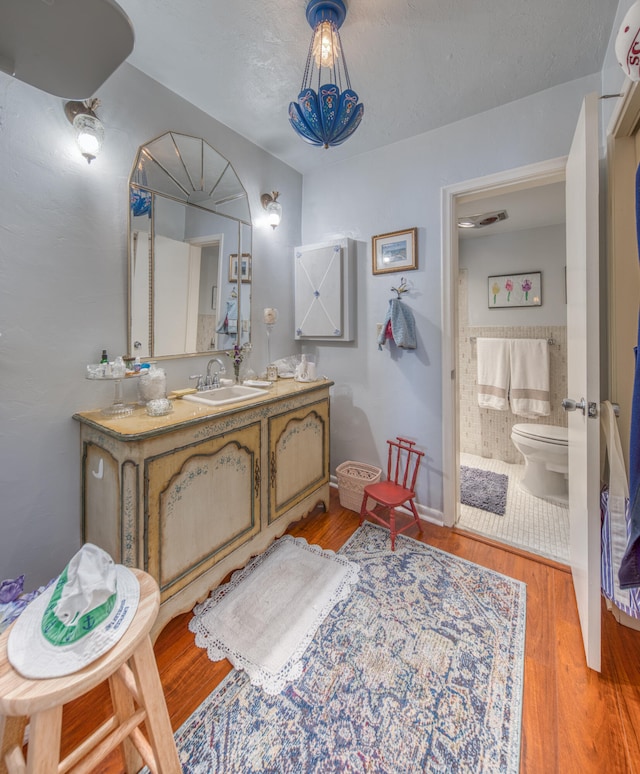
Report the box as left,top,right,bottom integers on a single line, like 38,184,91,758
476,338,510,411
509,339,550,417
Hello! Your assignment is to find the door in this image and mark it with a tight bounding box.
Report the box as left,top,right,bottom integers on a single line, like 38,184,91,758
564,92,601,671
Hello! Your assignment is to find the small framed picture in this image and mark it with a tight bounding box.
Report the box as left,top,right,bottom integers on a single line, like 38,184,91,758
229,253,252,283
488,271,542,308
372,228,418,275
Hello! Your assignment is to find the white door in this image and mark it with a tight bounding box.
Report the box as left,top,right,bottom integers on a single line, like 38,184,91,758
564,92,601,671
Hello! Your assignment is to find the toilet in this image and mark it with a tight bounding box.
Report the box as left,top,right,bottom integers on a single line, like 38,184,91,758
510,423,568,504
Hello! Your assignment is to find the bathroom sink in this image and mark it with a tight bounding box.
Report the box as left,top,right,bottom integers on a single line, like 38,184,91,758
182,384,268,407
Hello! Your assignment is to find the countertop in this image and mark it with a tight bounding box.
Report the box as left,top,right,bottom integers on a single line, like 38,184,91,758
73,378,333,441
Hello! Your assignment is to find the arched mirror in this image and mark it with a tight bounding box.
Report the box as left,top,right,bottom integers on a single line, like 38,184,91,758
128,132,252,359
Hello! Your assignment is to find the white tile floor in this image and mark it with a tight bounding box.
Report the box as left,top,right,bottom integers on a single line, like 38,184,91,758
457,452,570,564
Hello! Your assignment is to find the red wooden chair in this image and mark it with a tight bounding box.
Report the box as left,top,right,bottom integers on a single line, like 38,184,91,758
359,437,424,550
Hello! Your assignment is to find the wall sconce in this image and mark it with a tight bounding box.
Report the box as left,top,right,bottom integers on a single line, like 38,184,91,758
64,99,104,163
261,191,282,229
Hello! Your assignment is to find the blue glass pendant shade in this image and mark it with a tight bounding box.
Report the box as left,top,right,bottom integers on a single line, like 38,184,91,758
289,85,364,148
289,0,364,148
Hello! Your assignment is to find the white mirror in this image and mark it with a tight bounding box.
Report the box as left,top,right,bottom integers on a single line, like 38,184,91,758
128,132,252,359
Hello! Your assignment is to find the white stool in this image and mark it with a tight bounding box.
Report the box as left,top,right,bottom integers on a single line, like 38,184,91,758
0,569,180,774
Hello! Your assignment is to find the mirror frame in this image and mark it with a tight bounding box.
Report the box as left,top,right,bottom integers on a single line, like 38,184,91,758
127,131,252,360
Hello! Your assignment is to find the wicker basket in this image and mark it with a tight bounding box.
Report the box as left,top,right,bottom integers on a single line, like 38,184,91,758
336,461,382,512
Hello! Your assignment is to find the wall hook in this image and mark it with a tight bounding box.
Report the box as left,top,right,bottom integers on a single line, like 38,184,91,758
391,277,409,299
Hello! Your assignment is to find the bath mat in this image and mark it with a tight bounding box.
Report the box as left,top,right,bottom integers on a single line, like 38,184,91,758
460,465,508,515
159,523,526,773
189,535,359,694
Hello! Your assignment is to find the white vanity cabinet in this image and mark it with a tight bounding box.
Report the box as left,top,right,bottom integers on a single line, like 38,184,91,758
74,381,331,636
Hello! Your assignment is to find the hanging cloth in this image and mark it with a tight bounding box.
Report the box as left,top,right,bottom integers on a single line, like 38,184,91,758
377,298,417,350
619,162,640,589
216,298,238,335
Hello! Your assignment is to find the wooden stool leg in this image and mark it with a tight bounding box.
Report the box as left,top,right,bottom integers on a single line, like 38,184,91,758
109,673,142,774
0,716,27,774
129,636,181,774
25,706,62,774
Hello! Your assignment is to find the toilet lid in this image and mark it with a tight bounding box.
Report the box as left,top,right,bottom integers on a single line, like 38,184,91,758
512,423,568,445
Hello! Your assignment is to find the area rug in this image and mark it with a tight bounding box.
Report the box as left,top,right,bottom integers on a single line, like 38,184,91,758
189,535,360,694
460,465,509,516
172,523,526,773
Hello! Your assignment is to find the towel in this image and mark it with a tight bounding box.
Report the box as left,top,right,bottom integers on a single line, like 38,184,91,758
476,338,510,410
216,299,238,334
377,299,417,350
509,339,550,417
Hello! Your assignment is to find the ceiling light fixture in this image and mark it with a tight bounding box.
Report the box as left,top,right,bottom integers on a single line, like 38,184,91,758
64,99,104,164
289,0,364,149
261,191,283,229
457,210,508,229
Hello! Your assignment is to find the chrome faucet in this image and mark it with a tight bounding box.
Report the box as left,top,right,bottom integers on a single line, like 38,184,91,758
205,357,226,389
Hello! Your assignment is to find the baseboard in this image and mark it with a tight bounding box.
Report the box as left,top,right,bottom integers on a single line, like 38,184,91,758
329,479,444,526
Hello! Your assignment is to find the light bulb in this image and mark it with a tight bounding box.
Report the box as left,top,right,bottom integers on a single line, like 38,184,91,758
73,113,104,163
266,200,282,229
312,21,340,68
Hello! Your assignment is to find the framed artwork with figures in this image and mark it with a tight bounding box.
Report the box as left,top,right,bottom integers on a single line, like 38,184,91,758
488,271,542,308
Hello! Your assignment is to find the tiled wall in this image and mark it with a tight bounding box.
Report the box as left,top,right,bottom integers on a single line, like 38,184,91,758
458,270,568,463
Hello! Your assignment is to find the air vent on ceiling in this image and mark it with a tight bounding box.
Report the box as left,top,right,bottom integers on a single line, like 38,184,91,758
457,210,508,229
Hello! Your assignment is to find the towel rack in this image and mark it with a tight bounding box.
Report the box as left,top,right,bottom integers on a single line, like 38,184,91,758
469,336,556,345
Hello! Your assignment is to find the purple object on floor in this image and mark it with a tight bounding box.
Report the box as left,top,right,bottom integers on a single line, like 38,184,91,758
0,575,25,604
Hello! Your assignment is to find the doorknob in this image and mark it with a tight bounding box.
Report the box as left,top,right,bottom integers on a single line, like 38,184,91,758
562,397,598,418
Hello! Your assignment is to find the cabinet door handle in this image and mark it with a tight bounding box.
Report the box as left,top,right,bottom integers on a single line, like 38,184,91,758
91,458,104,479
270,451,277,489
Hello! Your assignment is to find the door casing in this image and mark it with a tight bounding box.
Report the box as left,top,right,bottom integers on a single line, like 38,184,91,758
440,158,567,528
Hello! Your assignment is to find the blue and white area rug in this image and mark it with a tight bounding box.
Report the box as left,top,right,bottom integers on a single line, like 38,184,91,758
174,523,526,773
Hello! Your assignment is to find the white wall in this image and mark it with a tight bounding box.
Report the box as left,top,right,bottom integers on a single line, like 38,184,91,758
0,63,302,589
301,73,600,518
459,224,567,327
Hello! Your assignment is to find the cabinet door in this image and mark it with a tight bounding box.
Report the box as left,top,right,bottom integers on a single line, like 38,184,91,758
82,442,122,561
146,422,261,601
294,239,356,341
268,399,329,523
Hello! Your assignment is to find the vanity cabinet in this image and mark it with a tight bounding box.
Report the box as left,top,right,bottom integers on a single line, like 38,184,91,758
74,381,331,636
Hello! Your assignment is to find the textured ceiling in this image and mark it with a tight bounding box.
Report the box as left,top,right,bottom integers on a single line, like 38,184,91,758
116,0,619,174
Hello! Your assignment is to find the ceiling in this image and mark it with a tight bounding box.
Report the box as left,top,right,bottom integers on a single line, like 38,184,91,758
116,0,618,175
457,182,566,240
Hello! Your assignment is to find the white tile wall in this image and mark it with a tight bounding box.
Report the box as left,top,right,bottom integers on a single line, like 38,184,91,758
458,270,567,463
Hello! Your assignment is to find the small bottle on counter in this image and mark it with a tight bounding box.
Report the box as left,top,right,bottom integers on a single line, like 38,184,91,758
100,349,109,364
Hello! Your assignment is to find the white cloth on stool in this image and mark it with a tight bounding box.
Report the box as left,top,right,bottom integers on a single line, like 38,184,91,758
476,338,510,410
509,338,550,417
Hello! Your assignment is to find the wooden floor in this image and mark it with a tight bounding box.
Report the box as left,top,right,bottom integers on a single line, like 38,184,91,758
58,489,640,773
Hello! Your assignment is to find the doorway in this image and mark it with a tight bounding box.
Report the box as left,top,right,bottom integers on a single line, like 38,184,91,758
441,158,569,562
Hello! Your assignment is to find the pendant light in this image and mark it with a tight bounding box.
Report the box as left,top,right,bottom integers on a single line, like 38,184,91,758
289,0,364,149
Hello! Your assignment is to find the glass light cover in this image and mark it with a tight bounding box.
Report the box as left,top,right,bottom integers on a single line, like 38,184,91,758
73,113,104,163
265,199,282,228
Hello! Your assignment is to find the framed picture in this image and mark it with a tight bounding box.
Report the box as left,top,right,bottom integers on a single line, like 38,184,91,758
229,253,252,283
488,271,542,308
372,228,417,275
